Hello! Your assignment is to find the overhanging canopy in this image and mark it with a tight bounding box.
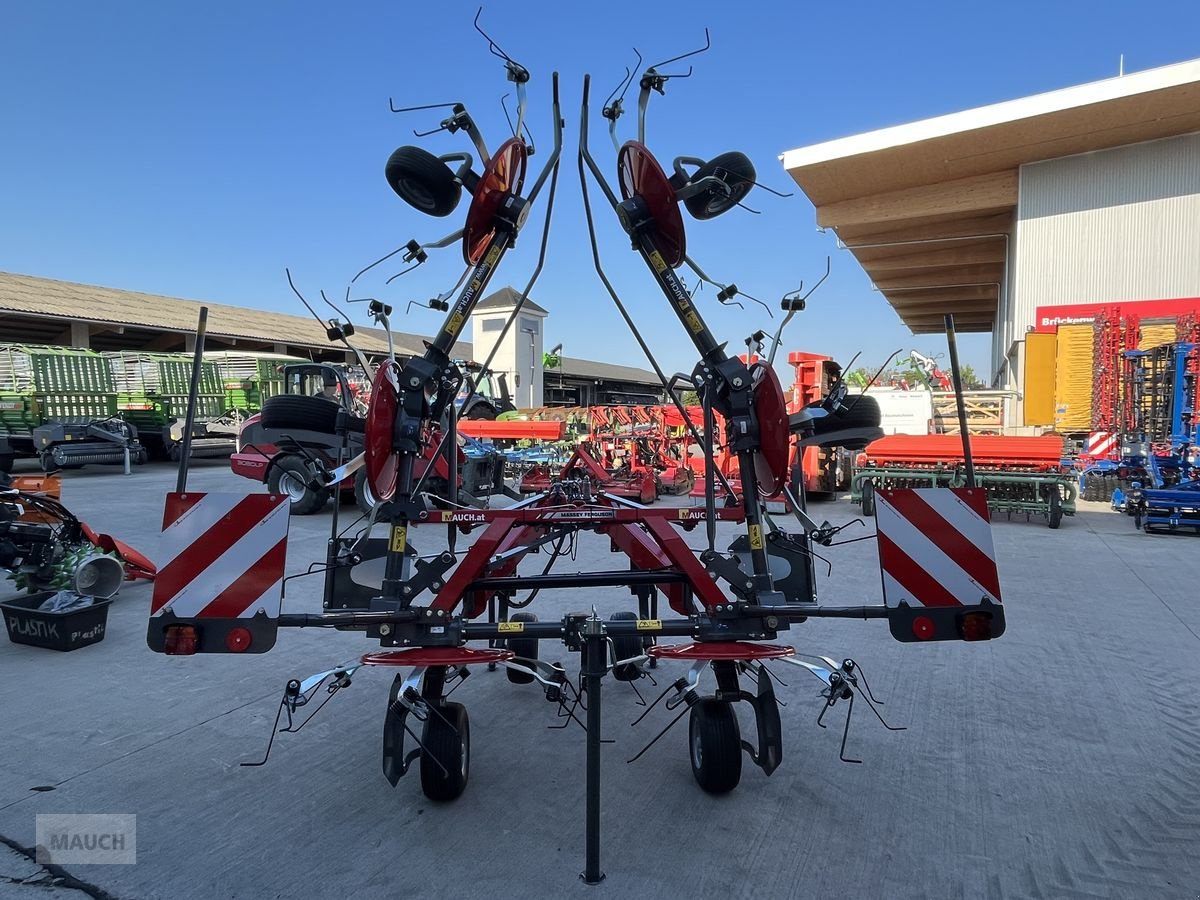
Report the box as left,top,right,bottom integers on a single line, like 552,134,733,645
781,58,1200,334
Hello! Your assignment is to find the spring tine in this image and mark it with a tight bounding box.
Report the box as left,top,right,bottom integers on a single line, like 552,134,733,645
626,703,690,764
239,698,288,767
402,719,448,777
630,677,686,727
838,693,863,764
280,684,342,733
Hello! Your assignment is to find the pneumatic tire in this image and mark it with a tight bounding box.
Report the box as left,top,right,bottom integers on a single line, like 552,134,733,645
261,395,340,433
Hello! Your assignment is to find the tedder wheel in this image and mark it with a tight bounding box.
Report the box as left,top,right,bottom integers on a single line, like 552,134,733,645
1047,487,1063,529
860,478,876,517
268,455,329,515
610,610,644,682
689,699,742,794
420,701,470,802
385,146,462,218
505,612,539,685
682,152,757,220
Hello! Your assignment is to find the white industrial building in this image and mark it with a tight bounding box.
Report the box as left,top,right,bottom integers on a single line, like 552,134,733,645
783,56,1200,423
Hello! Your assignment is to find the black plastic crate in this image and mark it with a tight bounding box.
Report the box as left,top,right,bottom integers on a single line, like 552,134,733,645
1,592,112,651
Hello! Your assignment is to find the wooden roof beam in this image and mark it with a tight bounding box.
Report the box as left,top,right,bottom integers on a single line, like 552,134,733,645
815,170,1017,229
855,240,1008,270
887,299,998,316
882,285,998,306
832,211,1014,245
902,314,995,333
873,264,1004,291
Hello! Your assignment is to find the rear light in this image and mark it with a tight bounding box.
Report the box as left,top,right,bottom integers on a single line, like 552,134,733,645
958,612,993,642
164,625,199,655
225,627,253,653
911,616,935,641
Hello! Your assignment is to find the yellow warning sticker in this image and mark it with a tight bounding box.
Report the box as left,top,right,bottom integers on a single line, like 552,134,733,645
389,525,407,554
748,524,764,550
636,619,662,631
485,244,502,266
684,311,704,334
499,621,524,633
446,312,465,336
649,251,668,273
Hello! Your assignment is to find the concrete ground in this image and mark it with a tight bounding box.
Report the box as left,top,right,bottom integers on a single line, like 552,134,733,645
2,459,1199,899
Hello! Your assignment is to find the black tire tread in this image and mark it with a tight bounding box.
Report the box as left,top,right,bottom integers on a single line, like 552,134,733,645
505,612,538,685
268,455,328,515
261,395,340,433
610,610,643,682
689,699,742,794
683,152,757,220
420,702,469,802
385,146,461,217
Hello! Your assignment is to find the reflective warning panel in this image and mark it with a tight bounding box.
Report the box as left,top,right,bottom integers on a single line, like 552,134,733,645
873,487,1005,643
147,492,289,653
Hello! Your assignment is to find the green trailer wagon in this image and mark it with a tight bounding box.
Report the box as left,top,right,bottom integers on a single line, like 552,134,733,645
0,344,144,472
107,351,239,460
205,351,304,422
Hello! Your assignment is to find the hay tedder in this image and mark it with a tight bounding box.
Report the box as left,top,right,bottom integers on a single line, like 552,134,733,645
146,19,1006,883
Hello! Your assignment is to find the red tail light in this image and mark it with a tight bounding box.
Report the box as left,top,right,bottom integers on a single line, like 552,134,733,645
911,616,936,641
225,627,253,653
164,625,199,655
958,612,993,642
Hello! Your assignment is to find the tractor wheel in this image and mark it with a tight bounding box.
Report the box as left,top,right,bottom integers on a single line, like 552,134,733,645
860,479,876,517
354,468,393,519
1047,488,1063,529
420,702,470,802
268,455,328,515
1133,507,1143,530
610,610,644,682
505,612,539,685
0,454,14,474
689,699,742,794
385,145,462,217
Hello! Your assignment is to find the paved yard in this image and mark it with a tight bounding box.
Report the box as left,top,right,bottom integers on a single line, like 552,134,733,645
2,460,1199,899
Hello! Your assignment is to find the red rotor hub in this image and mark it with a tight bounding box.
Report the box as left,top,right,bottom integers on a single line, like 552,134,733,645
751,362,790,498
617,141,686,268
365,359,400,502
463,137,528,265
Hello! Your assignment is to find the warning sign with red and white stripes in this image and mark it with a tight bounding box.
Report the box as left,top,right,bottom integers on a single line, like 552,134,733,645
1085,431,1118,459
150,492,290,620
874,487,1002,609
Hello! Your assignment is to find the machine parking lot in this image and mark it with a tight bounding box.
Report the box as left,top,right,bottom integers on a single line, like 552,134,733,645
3,461,1199,899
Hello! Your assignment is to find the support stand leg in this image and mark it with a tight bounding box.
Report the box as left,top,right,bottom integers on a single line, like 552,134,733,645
581,617,606,885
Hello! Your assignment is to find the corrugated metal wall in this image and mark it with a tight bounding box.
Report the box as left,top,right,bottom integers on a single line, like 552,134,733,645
1006,132,1200,375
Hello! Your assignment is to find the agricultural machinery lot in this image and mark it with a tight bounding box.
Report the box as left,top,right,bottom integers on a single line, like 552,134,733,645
2,461,1199,899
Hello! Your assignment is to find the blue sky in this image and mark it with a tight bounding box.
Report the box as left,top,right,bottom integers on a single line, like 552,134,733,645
4,1,1199,381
